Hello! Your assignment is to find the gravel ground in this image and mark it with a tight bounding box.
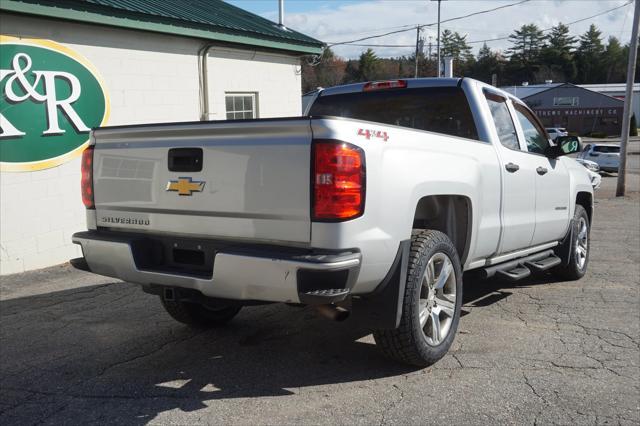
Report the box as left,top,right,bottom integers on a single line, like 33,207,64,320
0,178,638,425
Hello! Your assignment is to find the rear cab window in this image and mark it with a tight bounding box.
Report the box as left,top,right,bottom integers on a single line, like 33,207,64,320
308,86,479,141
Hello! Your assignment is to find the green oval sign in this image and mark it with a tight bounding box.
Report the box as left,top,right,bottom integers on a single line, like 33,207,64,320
0,36,109,171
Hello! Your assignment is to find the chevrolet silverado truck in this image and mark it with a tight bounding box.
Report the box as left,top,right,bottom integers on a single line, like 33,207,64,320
73,78,593,367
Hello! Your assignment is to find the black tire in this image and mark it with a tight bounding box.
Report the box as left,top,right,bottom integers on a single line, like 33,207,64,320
373,230,463,367
160,296,241,327
554,205,590,281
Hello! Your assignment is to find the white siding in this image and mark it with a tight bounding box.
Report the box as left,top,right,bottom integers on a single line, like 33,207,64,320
0,13,303,275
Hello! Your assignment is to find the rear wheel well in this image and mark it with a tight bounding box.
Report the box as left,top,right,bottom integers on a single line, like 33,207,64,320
412,195,472,264
575,192,593,223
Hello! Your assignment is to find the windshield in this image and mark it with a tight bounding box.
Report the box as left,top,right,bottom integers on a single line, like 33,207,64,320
308,86,479,140
594,145,620,153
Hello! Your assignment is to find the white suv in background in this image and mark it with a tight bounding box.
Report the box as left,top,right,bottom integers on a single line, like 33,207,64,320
546,127,568,140
578,143,621,173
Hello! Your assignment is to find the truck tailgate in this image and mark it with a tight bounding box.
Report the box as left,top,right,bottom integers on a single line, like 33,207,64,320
92,118,312,244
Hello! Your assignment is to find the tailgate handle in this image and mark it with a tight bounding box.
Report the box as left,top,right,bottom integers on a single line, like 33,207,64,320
168,148,203,172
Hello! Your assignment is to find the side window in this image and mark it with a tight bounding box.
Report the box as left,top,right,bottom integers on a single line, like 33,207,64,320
485,92,519,150
514,104,550,155
225,93,258,119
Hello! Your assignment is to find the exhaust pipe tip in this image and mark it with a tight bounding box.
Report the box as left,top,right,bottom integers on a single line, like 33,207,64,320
314,304,350,322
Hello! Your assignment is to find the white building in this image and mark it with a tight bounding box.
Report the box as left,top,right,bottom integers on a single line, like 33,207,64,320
0,0,323,275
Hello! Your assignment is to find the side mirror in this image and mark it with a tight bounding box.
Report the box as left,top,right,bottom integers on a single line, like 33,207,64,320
547,136,581,158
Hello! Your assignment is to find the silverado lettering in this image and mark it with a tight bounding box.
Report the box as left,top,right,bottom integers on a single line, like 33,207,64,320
100,217,150,226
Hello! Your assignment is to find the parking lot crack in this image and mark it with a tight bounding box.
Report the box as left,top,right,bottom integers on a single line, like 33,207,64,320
522,372,550,406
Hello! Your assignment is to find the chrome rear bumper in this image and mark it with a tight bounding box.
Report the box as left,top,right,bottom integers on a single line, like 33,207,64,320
72,231,360,304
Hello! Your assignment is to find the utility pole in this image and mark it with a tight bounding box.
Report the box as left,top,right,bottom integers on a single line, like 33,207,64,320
415,26,421,78
436,0,441,77
616,0,639,197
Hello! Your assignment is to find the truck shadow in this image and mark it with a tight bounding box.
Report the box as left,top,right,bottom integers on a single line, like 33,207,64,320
0,272,560,424
0,282,411,424
462,271,560,311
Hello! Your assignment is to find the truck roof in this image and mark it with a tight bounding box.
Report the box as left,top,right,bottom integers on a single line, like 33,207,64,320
316,77,520,105
319,78,462,97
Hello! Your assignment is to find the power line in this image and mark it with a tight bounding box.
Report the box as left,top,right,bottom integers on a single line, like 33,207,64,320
327,0,531,47
340,1,633,50
467,0,633,44
434,0,530,27
328,24,418,39
327,26,425,47
345,43,415,48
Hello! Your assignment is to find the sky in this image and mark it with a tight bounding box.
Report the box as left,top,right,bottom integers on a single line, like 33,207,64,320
227,0,636,59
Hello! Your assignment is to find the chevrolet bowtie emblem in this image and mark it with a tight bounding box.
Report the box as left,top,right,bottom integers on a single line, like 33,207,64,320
166,177,205,196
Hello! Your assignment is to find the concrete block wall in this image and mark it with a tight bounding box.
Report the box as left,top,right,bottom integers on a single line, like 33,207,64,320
206,48,303,120
0,13,303,275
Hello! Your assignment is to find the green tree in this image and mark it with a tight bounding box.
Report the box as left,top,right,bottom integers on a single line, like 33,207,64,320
602,36,626,83
357,48,381,81
343,59,360,83
440,30,475,75
538,23,577,82
575,24,605,83
506,24,545,83
470,43,505,85
507,24,545,62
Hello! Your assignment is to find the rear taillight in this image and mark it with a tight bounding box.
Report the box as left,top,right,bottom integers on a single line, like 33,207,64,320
363,80,407,91
81,146,94,209
312,140,365,221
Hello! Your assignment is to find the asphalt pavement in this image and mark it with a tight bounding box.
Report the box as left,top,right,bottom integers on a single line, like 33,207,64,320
0,172,638,425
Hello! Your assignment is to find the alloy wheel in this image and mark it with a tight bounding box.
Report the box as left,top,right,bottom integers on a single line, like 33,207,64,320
418,252,457,346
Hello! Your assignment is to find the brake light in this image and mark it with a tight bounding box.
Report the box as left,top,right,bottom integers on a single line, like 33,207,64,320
363,80,407,91
81,146,94,209
312,140,365,221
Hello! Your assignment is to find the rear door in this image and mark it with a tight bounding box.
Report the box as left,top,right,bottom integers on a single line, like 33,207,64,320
512,103,570,246
92,119,313,244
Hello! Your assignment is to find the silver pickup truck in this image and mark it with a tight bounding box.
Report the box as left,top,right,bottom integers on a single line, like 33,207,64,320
73,78,593,366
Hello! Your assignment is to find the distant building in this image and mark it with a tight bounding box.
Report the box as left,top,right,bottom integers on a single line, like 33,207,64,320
502,82,638,136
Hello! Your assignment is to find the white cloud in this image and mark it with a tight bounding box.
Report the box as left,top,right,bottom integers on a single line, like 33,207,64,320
264,0,635,59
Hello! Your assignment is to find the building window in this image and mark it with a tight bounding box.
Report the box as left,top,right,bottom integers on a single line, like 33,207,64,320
225,93,257,119
553,96,579,107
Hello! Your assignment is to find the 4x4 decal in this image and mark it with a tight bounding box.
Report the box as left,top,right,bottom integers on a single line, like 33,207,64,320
357,128,389,142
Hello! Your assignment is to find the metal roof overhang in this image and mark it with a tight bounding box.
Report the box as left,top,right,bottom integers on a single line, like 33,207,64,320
0,0,324,56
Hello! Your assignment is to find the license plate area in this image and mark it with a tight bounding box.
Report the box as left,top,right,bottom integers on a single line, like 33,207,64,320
131,237,226,278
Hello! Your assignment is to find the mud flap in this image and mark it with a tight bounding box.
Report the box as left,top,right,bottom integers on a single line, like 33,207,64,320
352,240,410,329
554,218,575,266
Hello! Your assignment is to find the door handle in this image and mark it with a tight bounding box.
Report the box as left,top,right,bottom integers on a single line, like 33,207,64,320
168,148,203,172
505,162,520,173
536,166,548,175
